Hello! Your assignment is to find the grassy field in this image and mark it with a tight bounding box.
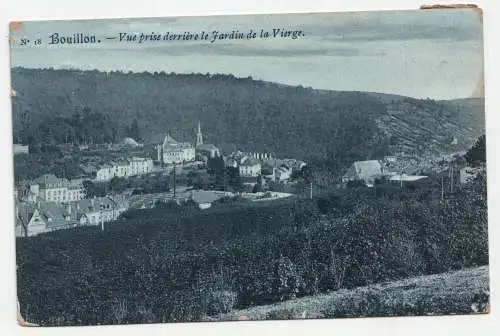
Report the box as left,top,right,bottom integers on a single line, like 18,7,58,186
220,266,489,321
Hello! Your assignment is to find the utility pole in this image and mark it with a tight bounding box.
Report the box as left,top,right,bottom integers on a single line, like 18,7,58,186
24,204,29,238
173,163,176,198
100,202,104,232
450,165,454,193
310,182,313,199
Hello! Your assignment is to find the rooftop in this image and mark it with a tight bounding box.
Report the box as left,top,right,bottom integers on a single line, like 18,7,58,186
162,134,193,150
389,174,428,182
353,160,384,177
241,157,261,167
190,190,221,204
196,144,218,151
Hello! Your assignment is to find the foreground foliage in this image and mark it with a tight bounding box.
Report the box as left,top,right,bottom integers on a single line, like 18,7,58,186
16,174,487,325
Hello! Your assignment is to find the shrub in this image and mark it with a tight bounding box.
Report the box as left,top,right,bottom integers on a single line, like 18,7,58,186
206,290,238,316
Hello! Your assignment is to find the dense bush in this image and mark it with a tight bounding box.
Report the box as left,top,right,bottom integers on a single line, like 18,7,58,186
16,174,487,326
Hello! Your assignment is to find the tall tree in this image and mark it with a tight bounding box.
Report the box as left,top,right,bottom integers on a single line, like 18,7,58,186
128,119,141,141
465,135,486,166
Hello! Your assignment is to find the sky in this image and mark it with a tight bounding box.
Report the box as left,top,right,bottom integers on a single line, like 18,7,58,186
9,9,484,100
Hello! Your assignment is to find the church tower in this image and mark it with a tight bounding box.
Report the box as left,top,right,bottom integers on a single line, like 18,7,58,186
196,121,203,147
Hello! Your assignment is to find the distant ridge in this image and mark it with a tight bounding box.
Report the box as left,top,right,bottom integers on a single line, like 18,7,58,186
11,67,485,172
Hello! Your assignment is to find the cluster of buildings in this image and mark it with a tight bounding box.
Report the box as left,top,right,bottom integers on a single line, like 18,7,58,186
342,156,486,189
225,151,306,185
157,122,220,165
14,153,153,237
14,173,129,237
14,121,309,237
155,121,306,184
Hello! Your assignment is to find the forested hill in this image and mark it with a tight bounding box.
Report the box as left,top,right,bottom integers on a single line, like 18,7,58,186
11,67,484,169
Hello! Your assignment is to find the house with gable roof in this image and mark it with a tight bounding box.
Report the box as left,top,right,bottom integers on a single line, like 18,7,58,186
342,160,394,187
15,201,80,237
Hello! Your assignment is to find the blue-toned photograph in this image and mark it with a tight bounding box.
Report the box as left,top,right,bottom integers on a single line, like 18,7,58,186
9,8,488,326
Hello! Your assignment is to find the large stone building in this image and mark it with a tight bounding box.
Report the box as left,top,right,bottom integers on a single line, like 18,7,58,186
18,174,85,203
157,134,196,165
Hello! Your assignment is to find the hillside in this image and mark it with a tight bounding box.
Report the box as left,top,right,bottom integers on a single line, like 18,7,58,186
11,68,485,171
221,266,489,321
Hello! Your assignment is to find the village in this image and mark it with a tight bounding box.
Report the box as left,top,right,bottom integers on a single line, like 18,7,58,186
13,122,307,237
12,121,483,238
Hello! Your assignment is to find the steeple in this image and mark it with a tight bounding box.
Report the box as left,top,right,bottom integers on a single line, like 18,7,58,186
196,121,203,147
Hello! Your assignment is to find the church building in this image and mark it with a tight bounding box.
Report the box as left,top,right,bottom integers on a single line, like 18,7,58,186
195,121,220,162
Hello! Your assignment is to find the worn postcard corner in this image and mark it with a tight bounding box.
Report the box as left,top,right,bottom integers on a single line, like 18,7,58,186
420,3,483,21
17,302,38,327
9,21,24,33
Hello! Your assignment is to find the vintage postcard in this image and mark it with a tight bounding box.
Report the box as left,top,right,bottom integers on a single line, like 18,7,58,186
10,8,488,327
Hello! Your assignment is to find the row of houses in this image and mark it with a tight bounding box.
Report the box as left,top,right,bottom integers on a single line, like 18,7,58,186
82,156,154,181
16,189,233,237
15,196,129,237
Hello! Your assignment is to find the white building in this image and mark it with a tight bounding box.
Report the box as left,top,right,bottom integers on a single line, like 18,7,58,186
96,164,115,181
24,174,85,203
460,167,482,184
342,160,392,187
225,151,248,168
128,157,154,176
75,196,129,226
261,163,292,182
95,157,154,181
13,144,29,155
157,134,195,165
239,157,262,177
275,166,292,182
